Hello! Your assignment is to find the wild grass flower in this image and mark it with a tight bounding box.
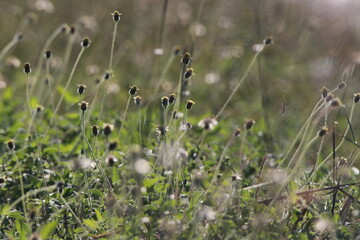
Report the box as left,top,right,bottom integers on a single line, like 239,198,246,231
133,96,142,106
185,100,195,110
77,84,86,95
79,101,88,112
91,125,99,137
111,11,122,22
161,96,169,108
103,124,114,137
106,154,118,167
5,139,15,150
198,118,218,130
353,93,360,103
244,119,255,130
317,126,328,137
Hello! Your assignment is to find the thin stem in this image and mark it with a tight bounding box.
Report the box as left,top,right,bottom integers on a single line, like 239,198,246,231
98,21,118,122
307,103,356,186
41,47,86,147
215,50,262,120
11,150,29,225
60,194,90,233
31,25,63,95
117,95,131,139
197,135,235,205
0,36,18,65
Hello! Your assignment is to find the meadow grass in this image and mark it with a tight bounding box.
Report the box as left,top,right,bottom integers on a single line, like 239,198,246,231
0,2,359,240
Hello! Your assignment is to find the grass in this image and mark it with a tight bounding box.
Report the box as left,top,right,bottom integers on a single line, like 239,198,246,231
0,1,359,239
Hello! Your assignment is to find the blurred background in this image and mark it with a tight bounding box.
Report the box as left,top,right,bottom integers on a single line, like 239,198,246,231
1,0,360,150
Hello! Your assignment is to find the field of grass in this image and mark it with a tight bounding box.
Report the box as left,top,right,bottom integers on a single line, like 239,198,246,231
0,0,359,239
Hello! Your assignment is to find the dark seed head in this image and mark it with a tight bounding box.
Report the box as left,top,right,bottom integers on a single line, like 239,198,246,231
354,93,360,103
23,62,31,74
321,87,328,99
161,96,169,108
318,127,328,137
103,71,111,80
112,11,122,22
77,84,86,95
244,119,255,130
108,141,117,151
79,101,88,112
181,52,191,65
173,111,179,119
173,46,182,56
133,96,142,106
233,128,241,137
25,12,38,24
6,139,15,150
15,33,23,42
186,100,195,110
61,23,70,33
129,85,138,96
106,155,117,167
263,36,273,45
337,81,346,89
92,125,99,137
325,93,334,103
56,181,64,193
103,124,113,136
69,25,76,35
36,105,44,113
169,93,176,104
184,68,193,79
339,157,347,166
81,37,91,48
44,49,52,59
329,98,342,108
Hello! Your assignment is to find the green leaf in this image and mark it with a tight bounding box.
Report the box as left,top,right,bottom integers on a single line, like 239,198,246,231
40,221,58,239
112,167,120,184
144,176,165,188
95,209,104,222
15,219,28,240
83,218,99,230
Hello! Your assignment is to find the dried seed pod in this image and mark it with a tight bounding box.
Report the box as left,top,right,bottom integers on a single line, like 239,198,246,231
318,127,328,137
108,141,117,151
161,96,169,108
244,119,255,130
112,11,122,22
181,52,191,65
5,139,15,150
354,93,360,103
103,124,113,137
79,101,88,112
184,68,194,79
36,105,44,113
169,93,176,104
134,96,142,106
325,93,334,102
92,125,99,137
263,36,273,45
129,85,139,96
44,49,52,59
77,84,86,95
186,100,195,110
233,128,241,137
81,37,91,48
23,62,31,74
321,87,328,99
173,45,181,56
337,81,346,89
